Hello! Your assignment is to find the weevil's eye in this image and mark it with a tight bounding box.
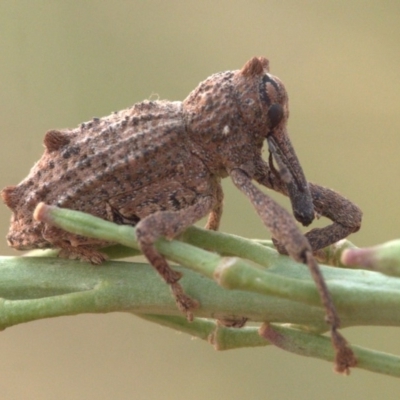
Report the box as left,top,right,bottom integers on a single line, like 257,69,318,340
268,103,284,129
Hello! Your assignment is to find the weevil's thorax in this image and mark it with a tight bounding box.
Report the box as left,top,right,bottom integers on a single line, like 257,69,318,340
183,57,290,177
182,70,238,176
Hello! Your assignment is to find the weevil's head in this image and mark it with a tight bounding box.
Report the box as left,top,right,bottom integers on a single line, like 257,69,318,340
183,56,314,225
234,57,314,226
234,56,289,136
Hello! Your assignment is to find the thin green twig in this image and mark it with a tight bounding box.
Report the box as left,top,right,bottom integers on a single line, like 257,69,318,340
1,204,400,377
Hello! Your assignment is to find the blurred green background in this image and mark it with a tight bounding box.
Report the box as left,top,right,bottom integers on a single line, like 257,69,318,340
1,1,400,399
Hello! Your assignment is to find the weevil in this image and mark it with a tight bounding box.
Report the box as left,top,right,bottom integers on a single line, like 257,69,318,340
1,57,362,372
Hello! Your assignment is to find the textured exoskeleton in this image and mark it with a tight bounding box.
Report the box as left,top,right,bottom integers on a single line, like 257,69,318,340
2,57,362,373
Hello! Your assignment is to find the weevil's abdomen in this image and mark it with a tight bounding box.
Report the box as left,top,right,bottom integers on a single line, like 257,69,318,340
2,100,189,251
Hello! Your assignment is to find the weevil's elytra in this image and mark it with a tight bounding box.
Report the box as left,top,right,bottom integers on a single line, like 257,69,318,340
2,57,362,372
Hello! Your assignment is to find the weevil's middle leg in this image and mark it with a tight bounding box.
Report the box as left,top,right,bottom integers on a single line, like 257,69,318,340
205,178,223,231
136,196,214,321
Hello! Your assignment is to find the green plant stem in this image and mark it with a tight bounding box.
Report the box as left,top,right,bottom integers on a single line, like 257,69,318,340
2,203,399,377
259,323,400,377
138,315,400,377
181,226,280,267
137,314,269,350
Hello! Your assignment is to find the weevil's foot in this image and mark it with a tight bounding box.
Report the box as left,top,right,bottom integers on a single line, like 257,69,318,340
58,246,107,265
271,237,288,255
217,317,248,328
331,328,357,374
171,282,199,322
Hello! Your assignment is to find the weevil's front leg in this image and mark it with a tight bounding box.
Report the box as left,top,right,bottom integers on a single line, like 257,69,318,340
306,183,362,250
231,168,312,260
254,160,362,253
136,196,214,321
230,168,356,373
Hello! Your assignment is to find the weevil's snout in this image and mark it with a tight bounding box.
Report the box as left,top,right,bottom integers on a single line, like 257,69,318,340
266,104,315,227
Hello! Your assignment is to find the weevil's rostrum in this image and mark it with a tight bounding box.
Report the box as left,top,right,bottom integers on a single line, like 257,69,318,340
2,57,362,372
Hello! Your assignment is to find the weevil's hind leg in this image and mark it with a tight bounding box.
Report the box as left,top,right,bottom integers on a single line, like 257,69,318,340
42,225,107,264
230,168,356,372
136,196,214,321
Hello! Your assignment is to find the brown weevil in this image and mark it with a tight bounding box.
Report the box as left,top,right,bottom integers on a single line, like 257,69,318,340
1,57,362,372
